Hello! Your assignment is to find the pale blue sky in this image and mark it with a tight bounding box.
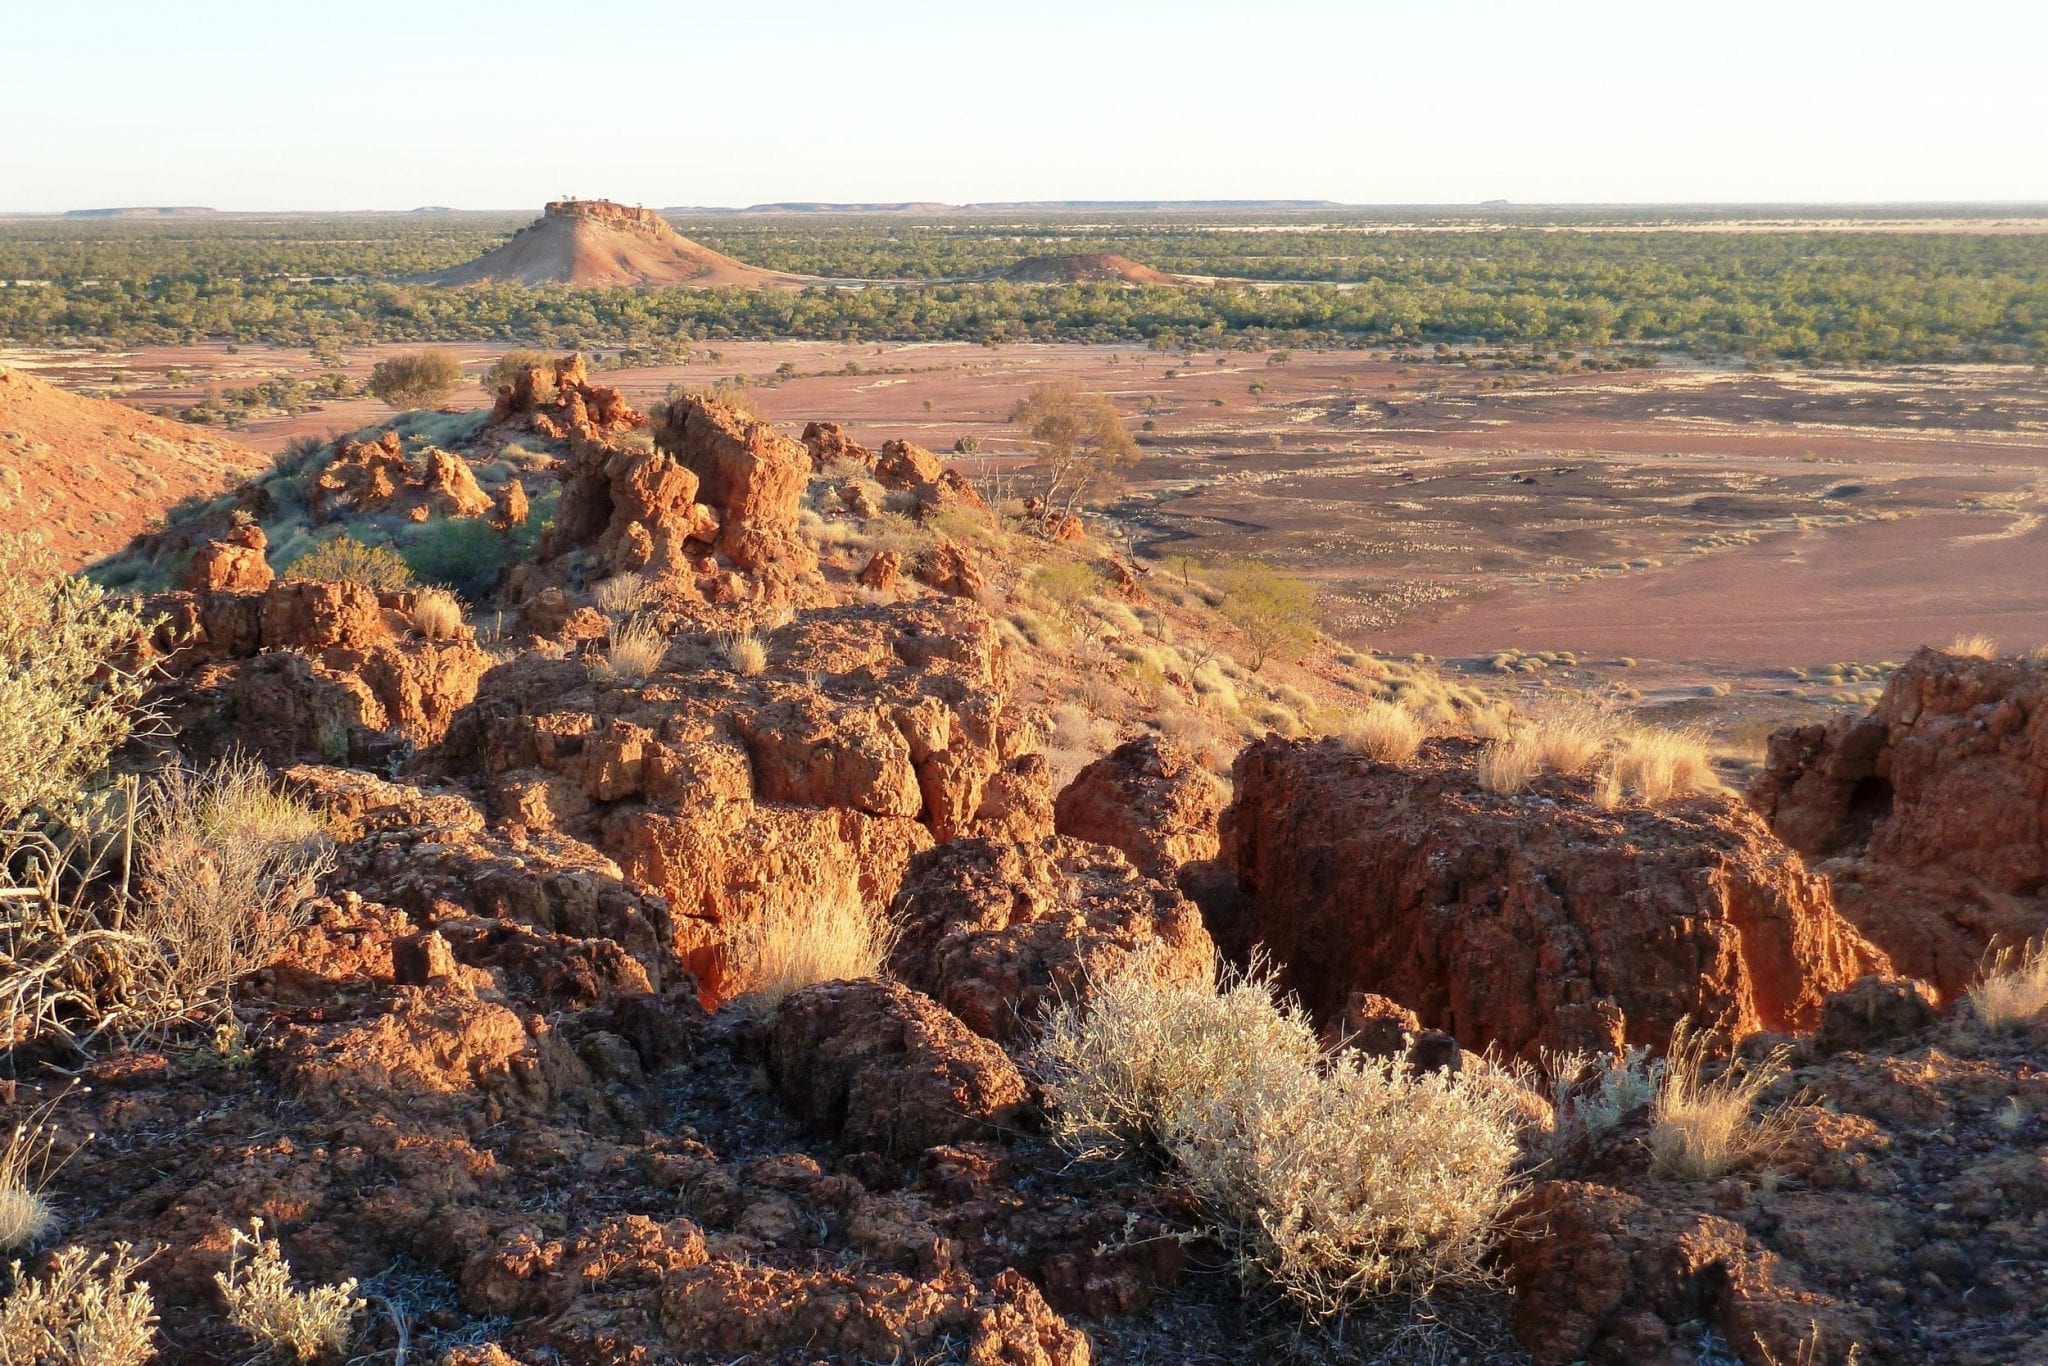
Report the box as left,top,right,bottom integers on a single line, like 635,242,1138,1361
5,0,2044,211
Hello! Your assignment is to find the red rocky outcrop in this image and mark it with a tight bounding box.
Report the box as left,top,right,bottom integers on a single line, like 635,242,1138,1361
655,397,815,585
765,978,1029,1156
1053,734,1224,881
309,431,493,524
887,835,1215,1043
1751,648,2048,997
488,352,644,446
180,520,273,593
1203,736,1886,1059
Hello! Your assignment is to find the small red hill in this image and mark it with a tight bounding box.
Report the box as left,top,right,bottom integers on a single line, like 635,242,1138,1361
1000,253,1186,285
0,365,271,569
424,200,799,289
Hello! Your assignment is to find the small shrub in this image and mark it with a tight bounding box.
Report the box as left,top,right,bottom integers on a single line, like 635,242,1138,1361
723,886,895,1017
401,518,511,600
1031,560,1105,614
599,617,668,681
0,535,156,827
285,536,413,592
1337,701,1424,763
0,1243,157,1366
1034,958,1521,1313
366,350,464,410
408,588,465,641
1967,938,2048,1030
1210,559,1320,671
1946,632,1998,659
590,571,649,617
1536,1045,1660,1154
216,1219,363,1363
718,631,768,677
1647,1020,1797,1181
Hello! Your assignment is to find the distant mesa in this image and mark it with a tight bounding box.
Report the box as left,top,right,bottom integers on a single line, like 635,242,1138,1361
65,206,218,218
421,199,799,289
999,253,1187,286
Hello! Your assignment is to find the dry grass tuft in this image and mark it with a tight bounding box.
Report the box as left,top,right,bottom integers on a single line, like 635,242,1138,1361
1336,700,1426,763
0,1088,83,1254
1647,1020,1797,1181
1477,708,1716,808
717,630,768,677
723,886,897,1018
0,1242,157,1366
1034,956,1521,1313
216,1218,363,1363
598,616,668,681
591,571,649,617
1947,632,1999,659
1597,726,1717,809
409,587,465,641
1967,938,2048,1030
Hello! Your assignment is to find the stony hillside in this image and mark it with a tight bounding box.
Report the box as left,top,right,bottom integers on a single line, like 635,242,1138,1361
0,363,269,568
423,200,801,289
5,354,2044,1364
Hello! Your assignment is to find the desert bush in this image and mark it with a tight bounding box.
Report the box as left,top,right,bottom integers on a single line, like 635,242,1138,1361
598,617,667,681
717,631,768,677
1967,938,2048,1030
0,1243,157,1366
1337,701,1425,763
408,588,464,641
366,349,464,410
1946,632,1998,659
1031,560,1104,615
1009,380,1138,524
723,885,896,1018
285,535,413,592
401,518,511,600
0,1109,60,1255
0,535,156,828
1034,957,1522,1312
590,571,649,617
1647,1020,1797,1181
132,757,333,1016
1210,559,1320,671
1535,1044,1660,1154
216,1219,362,1363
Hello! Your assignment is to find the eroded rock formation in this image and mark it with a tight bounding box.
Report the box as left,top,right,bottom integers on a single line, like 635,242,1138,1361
1752,648,2048,997
1200,735,1887,1058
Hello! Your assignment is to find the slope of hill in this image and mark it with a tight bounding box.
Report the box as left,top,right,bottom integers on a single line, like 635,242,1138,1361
1000,252,1187,285
0,364,269,568
423,199,800,288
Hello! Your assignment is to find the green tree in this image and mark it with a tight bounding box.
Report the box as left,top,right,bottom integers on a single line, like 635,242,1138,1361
1212,559,1319,671
367,350,465,410
1008,380,1138,528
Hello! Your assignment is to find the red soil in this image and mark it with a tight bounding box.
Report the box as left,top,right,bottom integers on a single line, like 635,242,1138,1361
0,364,269,568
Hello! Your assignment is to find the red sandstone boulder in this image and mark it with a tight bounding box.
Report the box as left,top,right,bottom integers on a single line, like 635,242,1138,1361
655,397,815,584
887,835,1215,1043
800,419,876,471
1053,734,1224,880
765,978,1029,1156
914,541,983,600
858,549,903,592
1751,648,2048,998
181,521,273,593
1205,736,1887,1058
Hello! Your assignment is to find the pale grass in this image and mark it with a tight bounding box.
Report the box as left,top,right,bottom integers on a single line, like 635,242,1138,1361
718,630,768,677
408,587,465,641
1034,956,1521,1313
590,571,649,617
0,1088,80,1254
1647,1020,1798,1181
216,1218,363,1363
599,616,668,681
1596,726,1718,809
133,758,334,1015
724,886,896,1018
1966,938,2048,1030
0,1243,157,1366
1947,632,1998,659
1336,700,1426,763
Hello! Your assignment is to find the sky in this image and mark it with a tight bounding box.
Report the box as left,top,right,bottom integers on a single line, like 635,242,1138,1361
4,0,2045,211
